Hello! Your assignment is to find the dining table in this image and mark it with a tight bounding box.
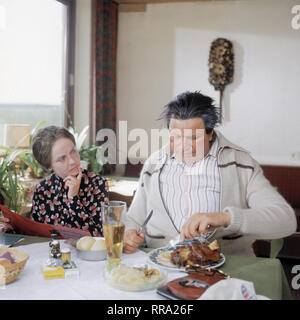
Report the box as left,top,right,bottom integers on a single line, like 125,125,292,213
0,234,293,300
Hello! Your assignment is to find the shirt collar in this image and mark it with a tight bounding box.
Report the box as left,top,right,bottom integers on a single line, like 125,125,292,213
207,134,219,158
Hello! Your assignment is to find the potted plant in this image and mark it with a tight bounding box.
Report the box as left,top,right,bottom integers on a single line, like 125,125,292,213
68,125,104,174
17,121,48,179
0,121,49,216
0,148,26,213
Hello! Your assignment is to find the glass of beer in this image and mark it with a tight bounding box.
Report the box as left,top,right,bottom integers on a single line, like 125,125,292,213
101,201,126,266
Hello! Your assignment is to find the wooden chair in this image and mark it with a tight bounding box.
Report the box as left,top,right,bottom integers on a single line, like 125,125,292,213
108,191,135,209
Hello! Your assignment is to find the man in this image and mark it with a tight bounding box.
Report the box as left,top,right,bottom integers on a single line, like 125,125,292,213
123,91,297,256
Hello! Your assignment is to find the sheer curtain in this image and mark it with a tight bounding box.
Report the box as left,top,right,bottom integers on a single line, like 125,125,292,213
0,0,69,138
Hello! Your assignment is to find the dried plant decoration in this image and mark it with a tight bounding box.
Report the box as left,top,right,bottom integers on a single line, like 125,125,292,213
208,38,234,123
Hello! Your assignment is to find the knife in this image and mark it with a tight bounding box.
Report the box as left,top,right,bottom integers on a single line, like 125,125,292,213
137,210,153,235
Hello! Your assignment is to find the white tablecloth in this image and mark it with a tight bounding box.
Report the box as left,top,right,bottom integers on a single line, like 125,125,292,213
0,241,184,300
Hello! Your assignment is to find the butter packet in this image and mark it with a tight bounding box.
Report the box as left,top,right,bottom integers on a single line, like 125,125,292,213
41,264,65,280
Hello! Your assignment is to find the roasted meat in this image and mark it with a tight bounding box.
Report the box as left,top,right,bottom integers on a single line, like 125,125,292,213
170,240,220,267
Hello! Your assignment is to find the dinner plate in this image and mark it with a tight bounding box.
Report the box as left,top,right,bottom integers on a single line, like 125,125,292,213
148,246,225,271
104,263,167,292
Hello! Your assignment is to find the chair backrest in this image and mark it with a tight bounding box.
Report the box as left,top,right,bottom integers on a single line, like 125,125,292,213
108,191,134,209
261,165,300,208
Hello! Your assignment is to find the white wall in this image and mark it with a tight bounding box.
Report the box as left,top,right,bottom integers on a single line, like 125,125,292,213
117,0,300,165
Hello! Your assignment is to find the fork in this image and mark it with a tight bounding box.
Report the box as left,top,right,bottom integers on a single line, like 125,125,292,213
169,227,216,247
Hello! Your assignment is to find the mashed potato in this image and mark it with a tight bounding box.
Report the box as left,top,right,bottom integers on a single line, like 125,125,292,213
108,265,163,286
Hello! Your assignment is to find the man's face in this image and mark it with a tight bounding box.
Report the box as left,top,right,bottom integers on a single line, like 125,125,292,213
169,117,213,164
50,138,81,179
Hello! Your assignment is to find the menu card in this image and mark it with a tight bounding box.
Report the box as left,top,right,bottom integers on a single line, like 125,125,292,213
0,204,90,239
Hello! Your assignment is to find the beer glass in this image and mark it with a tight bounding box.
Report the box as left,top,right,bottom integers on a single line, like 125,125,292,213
101,201,126,266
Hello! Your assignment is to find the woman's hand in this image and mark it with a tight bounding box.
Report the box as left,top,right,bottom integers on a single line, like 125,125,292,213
180,212,231,242
63,168,82,198
0,217,13,232
123,229,145,254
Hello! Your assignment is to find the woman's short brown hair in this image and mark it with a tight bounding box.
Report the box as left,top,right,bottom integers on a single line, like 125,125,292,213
32,126,76,169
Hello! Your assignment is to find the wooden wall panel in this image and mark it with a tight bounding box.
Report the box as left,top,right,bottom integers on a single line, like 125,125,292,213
261,165,300,208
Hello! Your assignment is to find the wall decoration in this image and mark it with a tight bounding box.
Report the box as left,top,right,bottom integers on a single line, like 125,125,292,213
208,38,234,123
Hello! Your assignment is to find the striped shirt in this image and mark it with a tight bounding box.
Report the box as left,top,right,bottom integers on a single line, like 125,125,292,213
159,136,220,232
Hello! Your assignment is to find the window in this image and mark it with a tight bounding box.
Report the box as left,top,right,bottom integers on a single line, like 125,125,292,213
0,0,75,144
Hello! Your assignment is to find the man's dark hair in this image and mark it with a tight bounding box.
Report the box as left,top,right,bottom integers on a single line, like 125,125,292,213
32,126,76,169
160,91,220,133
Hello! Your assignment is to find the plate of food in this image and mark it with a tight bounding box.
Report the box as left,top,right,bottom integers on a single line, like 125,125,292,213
148,239,225,271
104,263,167,291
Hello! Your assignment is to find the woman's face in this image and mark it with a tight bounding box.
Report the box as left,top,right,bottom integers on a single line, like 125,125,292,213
50,138,81,179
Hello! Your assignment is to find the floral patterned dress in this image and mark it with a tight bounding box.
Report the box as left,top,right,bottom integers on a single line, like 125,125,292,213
30,170,109,236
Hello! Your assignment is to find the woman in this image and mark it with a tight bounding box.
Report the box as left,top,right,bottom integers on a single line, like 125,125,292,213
30,126,109,237
0,217,12,232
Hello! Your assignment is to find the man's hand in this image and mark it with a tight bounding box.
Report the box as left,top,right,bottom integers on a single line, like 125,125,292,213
63,168,82,198
180,212,231,242
0,217,13,232
123,229,145,254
